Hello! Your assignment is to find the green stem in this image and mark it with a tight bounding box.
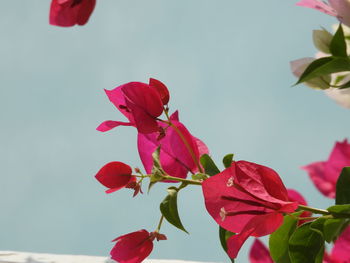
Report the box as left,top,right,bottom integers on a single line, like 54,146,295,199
298,204,330,215
162,175,202,185
156,215,164,232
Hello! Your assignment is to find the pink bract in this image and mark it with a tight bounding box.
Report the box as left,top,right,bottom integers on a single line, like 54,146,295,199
95,161,135,194
302,139,350,198
287,189,312,225
49,0,96,27
249,239,273,263
97,80,168,134
138,111,209,179
202,160,298,258
296,0,350,27
110,229,153,263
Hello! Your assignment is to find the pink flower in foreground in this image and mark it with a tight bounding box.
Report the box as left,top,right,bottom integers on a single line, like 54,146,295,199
138,111,208,179
287,189,312,225
97,79,168,134
296,0,350,27
326,226,350,263
202,161,298,258
249,239,273,263
302,139,350,198
49,0,96,27
95,162,136,194
110,229,166,263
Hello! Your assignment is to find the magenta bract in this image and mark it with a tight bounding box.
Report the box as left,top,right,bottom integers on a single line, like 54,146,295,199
97,80,168,134
302,139,350,198
287,189,312,225
138,112,208,179
110,229,153,263
49,0,96,27
202,160,298,258
95,161,135,194
249,239,273,263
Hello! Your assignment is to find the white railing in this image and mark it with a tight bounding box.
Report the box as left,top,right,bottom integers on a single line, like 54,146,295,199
0,251,210,263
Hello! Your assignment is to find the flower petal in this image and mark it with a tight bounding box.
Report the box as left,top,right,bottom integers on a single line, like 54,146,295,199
296,0,337,16
249,239,273,263
96,120,133,132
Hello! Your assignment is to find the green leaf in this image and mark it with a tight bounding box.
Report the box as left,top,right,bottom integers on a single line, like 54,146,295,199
191,173,209,181
324,219,347,242
222,154,234,168
289,223,324,263
327,204,350,215
149,147,167,193
296,57,350,84
160,187,188,233
311,216,348,243
336,167,350,205
330,24,347,57
219,226,235,263
200,154,220,176
269,213,301,263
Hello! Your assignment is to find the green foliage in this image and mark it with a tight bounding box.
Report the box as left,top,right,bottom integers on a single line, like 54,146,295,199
191,173,209,181
330,24,347,57
296,57,350,85
288,223,324,263
160,187,188,233
148,147,166,192
219,226,235,263
336,167,350,205
200,154,220,176
310,217,347,243
222,154,234,168
269,213,301,263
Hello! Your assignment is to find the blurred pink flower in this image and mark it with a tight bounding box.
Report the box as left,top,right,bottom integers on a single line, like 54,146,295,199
202,161,298,258
138,111,208,179
302,139,350,198
95,161,136,194
324,226,350,263
97,79,168,134
296,0,350,27
249,239,273,263
49,0,96,27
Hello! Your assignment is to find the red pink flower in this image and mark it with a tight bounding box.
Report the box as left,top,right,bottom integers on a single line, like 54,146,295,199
302,139,350,198
97,79,168,134
296,0,350,27
95,162,136,194
110,229,166,263
138,111,208,179
202,161,298,258
49,0,96,27
249,239,273,263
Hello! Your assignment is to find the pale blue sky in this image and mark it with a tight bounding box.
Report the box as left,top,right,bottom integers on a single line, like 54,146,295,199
0,1,349,262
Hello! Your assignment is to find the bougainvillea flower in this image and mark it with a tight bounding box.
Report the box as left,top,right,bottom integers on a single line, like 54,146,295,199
302,139,350,198
95,161,136,194
110,229,166,263
49,0,96,27
324,226,350,263
249,239,273,263
202,161,298,258
97,80,168,134
296,0,350,27
138,111,208,179
287,188,312,225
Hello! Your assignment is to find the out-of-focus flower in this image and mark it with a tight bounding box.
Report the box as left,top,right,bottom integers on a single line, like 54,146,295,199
138,111,208,179
95,162,136,194
97,79,168,134
49,0,96,27
302,139,350,198
110,229,166,263
249,239,273,263
324,226,350,263
325,86,350,109
296,0,350,27
202,161,298,258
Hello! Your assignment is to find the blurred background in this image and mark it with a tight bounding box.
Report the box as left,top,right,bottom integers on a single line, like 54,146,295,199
0,1,348,262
